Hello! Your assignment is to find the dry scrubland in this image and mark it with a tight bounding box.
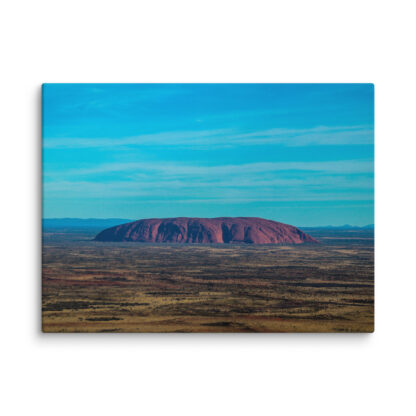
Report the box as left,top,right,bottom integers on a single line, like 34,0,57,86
42,229,374,333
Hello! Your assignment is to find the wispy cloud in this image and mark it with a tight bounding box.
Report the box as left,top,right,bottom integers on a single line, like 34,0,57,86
43,129,229,149
44,159,374,202
43,125,373,149
51,159,374,178
44,175,373,194
230,126,373,146
43,178,373,202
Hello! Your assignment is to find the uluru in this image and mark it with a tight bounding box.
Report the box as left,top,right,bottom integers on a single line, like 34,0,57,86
94,217,318,244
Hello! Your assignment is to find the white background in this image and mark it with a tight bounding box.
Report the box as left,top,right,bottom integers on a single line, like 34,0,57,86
1,1,415,415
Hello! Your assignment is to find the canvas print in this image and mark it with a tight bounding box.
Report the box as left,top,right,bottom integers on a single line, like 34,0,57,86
42,83,374,333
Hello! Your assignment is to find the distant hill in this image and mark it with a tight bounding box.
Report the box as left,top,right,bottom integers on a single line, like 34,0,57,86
302,224,374,230
43,218,132,229
95,217,318,245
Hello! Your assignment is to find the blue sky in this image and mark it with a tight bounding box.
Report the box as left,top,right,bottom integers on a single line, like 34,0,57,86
42,84,374,226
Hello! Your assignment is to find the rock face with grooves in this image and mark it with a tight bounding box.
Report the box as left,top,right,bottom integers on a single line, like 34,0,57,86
95,217,318,244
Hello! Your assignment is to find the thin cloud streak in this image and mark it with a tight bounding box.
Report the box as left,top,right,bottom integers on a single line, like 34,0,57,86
49,159,374,178
43,125,373,149
44,176,373,201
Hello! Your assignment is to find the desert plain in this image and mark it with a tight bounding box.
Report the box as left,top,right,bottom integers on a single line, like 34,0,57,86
42,226,374,333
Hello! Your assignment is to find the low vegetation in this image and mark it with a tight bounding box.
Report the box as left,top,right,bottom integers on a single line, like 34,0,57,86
42,229,374,332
